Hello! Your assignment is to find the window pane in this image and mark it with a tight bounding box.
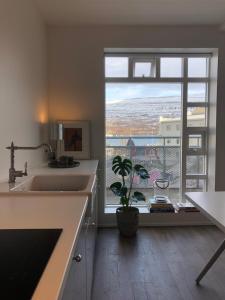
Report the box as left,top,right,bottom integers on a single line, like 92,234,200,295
105,57,128,77
105,83,182,205
186,155,206,175
134,61,155,78
188,134,202,149
106,83,182,135
188,58,208,77
187,107,207,127
188,83,207,103
160,58,182,77
186,179,206,191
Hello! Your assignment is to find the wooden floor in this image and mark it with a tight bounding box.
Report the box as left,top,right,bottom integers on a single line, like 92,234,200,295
92,227,225,300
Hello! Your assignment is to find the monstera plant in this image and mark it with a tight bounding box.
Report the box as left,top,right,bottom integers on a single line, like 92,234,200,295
110,155,149,237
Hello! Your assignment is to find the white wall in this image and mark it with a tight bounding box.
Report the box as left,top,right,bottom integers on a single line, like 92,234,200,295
0,0,48,180
47,26,225,224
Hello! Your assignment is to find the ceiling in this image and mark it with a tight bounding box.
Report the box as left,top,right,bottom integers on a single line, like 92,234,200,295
34,0,225,26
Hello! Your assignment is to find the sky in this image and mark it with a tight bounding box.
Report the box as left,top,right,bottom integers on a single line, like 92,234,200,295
105,57,207,103
106,83,206,103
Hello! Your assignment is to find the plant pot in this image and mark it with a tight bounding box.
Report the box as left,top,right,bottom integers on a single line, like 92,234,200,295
116,206,139,237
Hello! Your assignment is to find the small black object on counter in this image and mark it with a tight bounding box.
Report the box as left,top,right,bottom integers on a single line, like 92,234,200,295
48,155,80,168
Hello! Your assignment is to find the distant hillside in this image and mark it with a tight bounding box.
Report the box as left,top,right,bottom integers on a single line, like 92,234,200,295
106,96,181,136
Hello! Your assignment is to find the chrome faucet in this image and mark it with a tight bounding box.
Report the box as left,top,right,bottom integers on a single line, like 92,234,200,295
6,141,54,183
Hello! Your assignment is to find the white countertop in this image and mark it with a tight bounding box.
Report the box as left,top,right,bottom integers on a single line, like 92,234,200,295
33,160,99,175
0,193,88,300
186,192,225,232
0,160,99,192
0,159,98,299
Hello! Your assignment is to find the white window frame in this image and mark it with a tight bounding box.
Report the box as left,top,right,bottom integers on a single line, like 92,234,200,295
105,53,211,206
182,57,209,196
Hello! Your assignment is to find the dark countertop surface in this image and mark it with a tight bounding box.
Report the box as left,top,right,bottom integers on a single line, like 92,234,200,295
0,229,62,300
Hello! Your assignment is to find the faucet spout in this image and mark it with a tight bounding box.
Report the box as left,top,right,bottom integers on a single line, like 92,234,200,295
39,143,53,153
6,141,54,183
6,142,53,153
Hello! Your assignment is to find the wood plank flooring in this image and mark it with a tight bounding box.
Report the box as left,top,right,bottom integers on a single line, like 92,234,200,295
92,227,225,300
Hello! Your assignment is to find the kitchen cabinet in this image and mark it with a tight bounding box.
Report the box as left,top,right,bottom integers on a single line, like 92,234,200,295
62,180,98,300
61,218,87,300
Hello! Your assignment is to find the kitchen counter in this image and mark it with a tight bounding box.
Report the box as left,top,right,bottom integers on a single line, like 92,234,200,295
0,193,88,300
34,160,99,175
0,159,98,299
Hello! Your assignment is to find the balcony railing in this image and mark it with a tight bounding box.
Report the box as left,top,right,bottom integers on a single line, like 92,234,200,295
105,136,204,205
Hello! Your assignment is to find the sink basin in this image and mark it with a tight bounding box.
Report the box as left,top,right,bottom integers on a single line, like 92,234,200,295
11,174,95,193
10,174,96,216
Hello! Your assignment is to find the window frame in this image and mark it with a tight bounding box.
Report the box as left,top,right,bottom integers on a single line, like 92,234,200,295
105,52,211,207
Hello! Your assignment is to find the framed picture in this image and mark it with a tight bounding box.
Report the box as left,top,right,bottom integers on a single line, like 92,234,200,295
57,121,90,159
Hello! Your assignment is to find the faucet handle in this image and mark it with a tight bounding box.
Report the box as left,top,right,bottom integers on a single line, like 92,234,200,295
23,161,28,176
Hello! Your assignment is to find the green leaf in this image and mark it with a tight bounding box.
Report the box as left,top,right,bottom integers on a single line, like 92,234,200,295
132,191,146,202
112,156,122,164
110,182,122,196
112,165,120,174
111,156,132,177
134,164,149,179
110,182,127,197
123,159,132,169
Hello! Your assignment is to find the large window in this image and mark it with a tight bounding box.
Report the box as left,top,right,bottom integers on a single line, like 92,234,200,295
105,53,209,207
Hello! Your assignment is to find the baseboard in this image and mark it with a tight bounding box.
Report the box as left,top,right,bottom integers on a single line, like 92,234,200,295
98,211,212,227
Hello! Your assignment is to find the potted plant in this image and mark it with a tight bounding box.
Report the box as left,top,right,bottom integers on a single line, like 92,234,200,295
110,155,149,237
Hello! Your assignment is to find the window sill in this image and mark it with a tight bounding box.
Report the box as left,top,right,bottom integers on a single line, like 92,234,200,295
104,206,199,214
105,206,150,214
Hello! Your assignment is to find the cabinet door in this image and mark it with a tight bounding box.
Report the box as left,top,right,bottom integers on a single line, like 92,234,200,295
62,220,87,300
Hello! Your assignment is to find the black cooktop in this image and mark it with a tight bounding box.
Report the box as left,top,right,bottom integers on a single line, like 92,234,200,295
0,229,62,300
